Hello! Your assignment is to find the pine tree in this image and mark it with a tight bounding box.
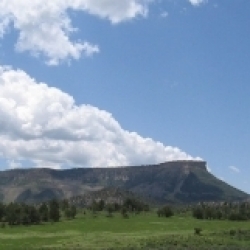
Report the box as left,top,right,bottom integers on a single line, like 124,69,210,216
49,199,60,222
39,203,49,222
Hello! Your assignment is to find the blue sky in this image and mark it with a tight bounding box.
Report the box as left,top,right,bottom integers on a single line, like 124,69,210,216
0,0,249,193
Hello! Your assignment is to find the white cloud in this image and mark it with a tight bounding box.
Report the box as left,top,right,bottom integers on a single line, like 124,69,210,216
160,11,168,18
229,166,240,173
7,160,22,169
0,66,201,169
206,165,212,173
218,177,225,181
0,0,150,65
188,0,207,6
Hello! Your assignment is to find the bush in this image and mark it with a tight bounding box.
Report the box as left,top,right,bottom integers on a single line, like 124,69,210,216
106,212,113,218
194,227,202,235
192,207,204,219
121,207,129,219
157,206,174,218
122,213,129,219
229,229,236,236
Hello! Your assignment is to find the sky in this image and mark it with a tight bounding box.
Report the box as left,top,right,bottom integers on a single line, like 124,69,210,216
0,0,249,193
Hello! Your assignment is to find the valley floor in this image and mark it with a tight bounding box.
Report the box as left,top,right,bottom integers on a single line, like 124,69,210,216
0,212,250,249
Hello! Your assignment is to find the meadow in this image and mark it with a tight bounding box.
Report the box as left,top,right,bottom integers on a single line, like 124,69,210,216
0,211,250,249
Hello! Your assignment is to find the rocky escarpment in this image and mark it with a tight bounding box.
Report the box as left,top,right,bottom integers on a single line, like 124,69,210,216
0,160,248,204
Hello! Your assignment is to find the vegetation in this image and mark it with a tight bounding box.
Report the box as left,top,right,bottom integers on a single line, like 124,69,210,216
157,205,174,218
193,202,250,221
0,199,77,226
0,209,250,249
1,197,250,247
89,197,149,214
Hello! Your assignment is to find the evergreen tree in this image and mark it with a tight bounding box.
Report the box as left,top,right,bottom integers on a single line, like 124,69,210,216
157,206,174,218
61,199,69,211
64,205,77,219
39,203,49,222
0,203,5,221
49,199,60,222
28,205,40,224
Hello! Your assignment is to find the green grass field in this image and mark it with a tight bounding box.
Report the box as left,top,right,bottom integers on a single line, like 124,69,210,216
0,211,250,249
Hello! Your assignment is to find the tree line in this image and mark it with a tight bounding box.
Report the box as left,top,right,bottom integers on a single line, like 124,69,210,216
156,201,250,222
192,202,250,221
89,197,149,218
0,199,77,226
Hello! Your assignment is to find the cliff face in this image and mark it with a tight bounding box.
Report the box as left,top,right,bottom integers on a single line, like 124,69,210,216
0,160,247,204
159,160,207,168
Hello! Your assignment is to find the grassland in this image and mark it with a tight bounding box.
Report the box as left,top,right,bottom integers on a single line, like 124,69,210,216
0,211,250,249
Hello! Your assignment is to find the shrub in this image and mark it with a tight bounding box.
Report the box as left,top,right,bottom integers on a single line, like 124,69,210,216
121,207,129,219
157,206,174,218
229,229,236,236
106,212,113,218
192,207,204,219
194,227,202,235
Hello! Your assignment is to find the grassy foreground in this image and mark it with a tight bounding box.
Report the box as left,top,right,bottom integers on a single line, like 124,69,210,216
0,212,250,249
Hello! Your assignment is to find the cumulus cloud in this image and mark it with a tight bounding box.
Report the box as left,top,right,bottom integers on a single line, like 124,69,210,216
229,166,240,173
0,0,150,65
206,165,212,173
7,160,22,169
188,0,207,6
0,66,200,169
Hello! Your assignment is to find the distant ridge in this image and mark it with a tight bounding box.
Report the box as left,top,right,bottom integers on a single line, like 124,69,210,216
0,160,248,204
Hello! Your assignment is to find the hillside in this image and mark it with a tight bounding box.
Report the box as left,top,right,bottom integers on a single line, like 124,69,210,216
0,160,248,204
